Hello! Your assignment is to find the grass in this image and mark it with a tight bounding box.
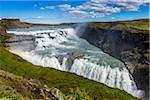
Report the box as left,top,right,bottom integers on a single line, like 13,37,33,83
0,69,25,100
0,68,95,100
89,19,149,34
0,47,136,100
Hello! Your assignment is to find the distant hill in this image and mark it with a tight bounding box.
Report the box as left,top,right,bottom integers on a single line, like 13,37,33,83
88,19,149,33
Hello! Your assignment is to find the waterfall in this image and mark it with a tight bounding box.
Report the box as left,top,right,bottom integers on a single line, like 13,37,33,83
7,26,143,98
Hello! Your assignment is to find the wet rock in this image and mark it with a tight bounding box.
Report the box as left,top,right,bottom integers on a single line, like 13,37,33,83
6,34,36,51
56,55,64,65
66,51,84,70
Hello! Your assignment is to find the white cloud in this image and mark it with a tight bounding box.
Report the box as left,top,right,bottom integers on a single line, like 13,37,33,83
58,1,121,18
89,12,110,18
58,4,74,11
21,16,58,20
111,17,115,19
41,0,149,18
7,17,19,19
33,4,38,8
36,16,42,19
40,7,45,10
143,0,150,4
24,16,44,19
67,10,89,18
45,6,55,9
40,6,55,10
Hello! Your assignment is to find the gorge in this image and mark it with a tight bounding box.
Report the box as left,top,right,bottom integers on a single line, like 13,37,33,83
6,25,144,98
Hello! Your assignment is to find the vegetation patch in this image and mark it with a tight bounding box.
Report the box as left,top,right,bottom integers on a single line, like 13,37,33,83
89,19,149,34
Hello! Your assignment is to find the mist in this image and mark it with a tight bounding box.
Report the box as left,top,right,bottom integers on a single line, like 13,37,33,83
74,23,88,37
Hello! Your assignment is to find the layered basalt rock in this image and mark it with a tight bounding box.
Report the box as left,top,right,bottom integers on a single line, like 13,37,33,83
80,22,149,98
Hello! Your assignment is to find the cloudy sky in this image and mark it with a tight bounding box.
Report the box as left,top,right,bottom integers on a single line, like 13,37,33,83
0,0,149,24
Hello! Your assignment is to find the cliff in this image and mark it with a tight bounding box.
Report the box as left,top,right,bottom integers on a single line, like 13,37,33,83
80,19,149,99
0,19,32,45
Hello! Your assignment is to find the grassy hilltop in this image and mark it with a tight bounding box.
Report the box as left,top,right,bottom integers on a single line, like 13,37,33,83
89,19,149,33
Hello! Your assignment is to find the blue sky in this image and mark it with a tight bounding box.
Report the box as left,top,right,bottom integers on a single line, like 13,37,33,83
0,0,149,24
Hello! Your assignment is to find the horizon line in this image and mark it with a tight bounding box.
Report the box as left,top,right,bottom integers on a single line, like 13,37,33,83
1,18,149,25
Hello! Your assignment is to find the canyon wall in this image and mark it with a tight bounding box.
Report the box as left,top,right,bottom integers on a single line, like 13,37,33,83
80,20,149,98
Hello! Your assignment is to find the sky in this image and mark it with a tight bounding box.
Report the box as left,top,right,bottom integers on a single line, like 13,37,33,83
0,0,149,24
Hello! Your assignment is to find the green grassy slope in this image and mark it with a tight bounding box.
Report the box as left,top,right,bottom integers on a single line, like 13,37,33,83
0,47,136,100
0,67,96,100
0,68,94,100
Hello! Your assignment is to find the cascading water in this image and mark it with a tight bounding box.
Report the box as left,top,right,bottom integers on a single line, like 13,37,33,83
7,26,143,97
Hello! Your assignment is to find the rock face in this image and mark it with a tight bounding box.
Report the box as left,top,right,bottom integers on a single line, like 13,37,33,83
0,19,32,45
5,35,36,51
32,85,66,100
0,19,32,29
80,24,149,99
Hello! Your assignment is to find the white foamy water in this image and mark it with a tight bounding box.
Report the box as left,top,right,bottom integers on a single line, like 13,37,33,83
7,27,143,97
